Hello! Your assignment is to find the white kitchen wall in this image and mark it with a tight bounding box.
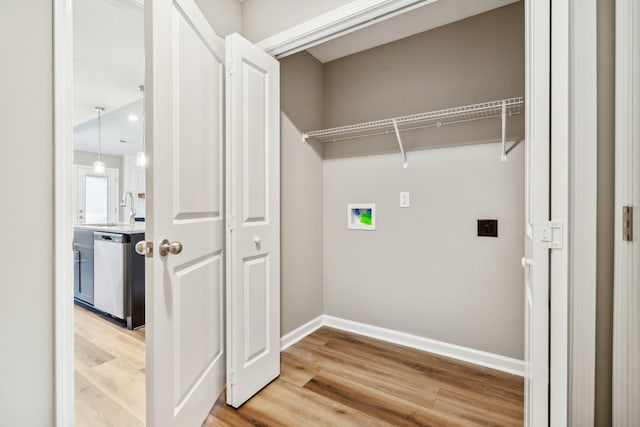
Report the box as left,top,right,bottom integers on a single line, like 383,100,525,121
122,154,146,220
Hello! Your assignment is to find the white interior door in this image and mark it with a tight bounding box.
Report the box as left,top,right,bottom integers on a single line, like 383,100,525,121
146,0,226,425
225,32,280,408
73,165,119,224
523,0,550,424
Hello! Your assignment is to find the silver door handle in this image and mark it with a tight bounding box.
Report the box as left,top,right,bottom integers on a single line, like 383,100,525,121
159,239,183,256
135,241,154,257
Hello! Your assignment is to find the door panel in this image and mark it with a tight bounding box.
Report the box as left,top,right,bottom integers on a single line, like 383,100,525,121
226,32,280,409
147,0,225,425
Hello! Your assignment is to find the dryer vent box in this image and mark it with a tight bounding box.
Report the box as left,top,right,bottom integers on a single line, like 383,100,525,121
477,219,498,237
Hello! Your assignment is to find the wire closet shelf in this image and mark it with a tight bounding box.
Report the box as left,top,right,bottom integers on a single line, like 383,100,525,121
302,96,524,167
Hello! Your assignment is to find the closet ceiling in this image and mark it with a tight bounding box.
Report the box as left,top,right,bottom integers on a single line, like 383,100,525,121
306,0,521,63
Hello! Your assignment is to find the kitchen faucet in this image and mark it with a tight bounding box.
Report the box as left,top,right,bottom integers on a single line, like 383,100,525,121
121,191,137,227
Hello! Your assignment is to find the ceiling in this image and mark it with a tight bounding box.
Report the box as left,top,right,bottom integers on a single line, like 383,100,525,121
306,0,521,63
74,99,143,155
71,0,519,155
73,0,144,127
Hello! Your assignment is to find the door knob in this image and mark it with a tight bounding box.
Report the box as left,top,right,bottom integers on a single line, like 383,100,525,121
254,237,261,245
159,239,183,256
135,241,154,257
521,257,533,268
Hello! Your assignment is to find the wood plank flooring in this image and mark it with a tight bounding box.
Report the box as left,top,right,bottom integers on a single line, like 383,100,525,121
206,327,523,426
74,304,146,427
75,309,523,426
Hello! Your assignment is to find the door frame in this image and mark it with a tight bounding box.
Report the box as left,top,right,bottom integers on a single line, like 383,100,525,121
613,0,639,424
53,0,599,425
53,0,75,424
549,0,600,425
258,0,596,423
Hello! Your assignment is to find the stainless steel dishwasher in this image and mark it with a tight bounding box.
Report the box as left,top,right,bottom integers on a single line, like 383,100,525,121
93,231,128,319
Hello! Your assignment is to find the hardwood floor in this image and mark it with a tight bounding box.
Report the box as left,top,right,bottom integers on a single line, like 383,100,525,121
74,312,523,426
206,327,523,426
74,304,146,427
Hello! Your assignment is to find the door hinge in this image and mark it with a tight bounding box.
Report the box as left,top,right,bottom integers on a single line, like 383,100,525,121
623,206,633,241
541,221,563,249
227,61,235,76
229,369,237,386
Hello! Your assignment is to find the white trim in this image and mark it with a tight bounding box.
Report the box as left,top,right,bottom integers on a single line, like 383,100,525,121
323,316,525,376
613,0,640,425
567,1,598,425
280,315,525,376
257,0,438,59
280,315,324,351
550,0,570,424
53,0,75,425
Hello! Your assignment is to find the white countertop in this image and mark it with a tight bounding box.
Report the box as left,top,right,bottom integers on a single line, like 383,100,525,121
74,223,145,234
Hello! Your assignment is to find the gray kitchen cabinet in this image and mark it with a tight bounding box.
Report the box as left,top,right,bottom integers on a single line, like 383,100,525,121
73,228,95,305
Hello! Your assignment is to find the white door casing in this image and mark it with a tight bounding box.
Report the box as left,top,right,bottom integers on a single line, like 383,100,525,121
225,32,281,408
613,0,640,424
146,0,226,425
523,0,550,425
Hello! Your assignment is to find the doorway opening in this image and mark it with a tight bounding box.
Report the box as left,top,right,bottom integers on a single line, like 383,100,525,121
71,0,146,424
53,0,548,424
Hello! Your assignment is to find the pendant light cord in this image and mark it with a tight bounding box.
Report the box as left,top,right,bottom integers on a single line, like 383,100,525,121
95,106,105,164
98,108,102,163
139,85,145,161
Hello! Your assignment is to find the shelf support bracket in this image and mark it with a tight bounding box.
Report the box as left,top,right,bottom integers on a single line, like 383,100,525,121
392,119,408,168
500,100,507,161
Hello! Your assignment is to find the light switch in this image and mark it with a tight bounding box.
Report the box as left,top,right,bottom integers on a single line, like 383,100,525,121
400,192,410,208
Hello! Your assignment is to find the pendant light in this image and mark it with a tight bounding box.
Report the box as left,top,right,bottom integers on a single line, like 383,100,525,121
136,85,146,167
94,106,105,174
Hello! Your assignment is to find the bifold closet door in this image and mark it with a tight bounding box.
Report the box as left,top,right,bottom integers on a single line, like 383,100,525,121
146,0,226,425
523,0,551,424
225,32,281,409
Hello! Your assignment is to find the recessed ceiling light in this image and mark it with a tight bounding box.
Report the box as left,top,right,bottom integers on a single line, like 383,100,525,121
128,114,139,122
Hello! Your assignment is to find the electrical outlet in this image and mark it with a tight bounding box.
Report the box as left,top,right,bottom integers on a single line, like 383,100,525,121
400,192,410,208
477,219,498,237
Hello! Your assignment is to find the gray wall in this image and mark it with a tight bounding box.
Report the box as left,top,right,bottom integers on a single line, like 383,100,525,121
323,144,525,358
241,0,353,42
195,0,242,37
279,52,325,334
595,0,614,424
321,3,525,359
0,0,54,424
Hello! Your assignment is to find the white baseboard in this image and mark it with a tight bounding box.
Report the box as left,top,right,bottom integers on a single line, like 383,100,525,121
323,315,525,376
280,314,525,376
280,315,324,351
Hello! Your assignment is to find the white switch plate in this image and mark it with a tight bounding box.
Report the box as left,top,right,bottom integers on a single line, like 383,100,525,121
400,192,410,208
